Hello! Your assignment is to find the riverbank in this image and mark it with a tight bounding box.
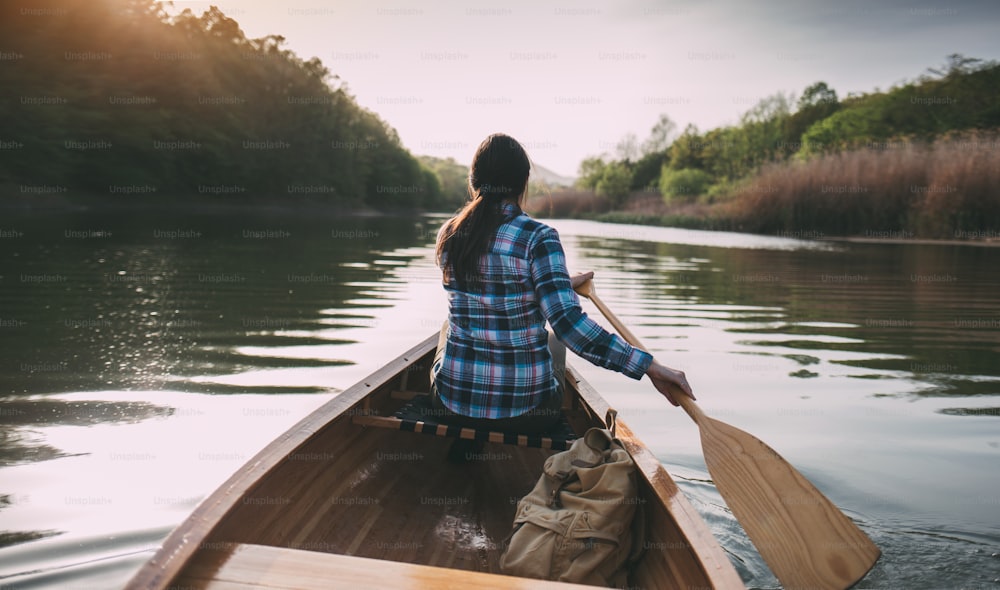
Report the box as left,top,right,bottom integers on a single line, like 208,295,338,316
592,204,1000,246
7,189,997,247
526,131,1000,245
522,192,1000,246
588,213,1000,247
0,192,425,218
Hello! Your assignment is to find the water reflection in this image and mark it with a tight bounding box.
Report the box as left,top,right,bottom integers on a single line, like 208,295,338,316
0,211,997,589
1,204,431,477
565,226,1000,402
554,220,1000,588
1,209,431,396
0,399,171,467
0,208,439,568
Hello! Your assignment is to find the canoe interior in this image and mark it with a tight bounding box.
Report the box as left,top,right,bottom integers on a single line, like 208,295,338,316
143,335,740,589
197,346,572,573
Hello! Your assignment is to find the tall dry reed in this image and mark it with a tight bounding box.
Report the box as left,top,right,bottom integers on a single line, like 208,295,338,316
524,189,610,218
723,131,1000,238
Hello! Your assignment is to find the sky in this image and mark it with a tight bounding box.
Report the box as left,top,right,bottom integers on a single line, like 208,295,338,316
163,0,1000,177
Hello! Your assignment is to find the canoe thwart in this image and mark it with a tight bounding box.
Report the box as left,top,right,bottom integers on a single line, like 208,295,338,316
352,394,577,450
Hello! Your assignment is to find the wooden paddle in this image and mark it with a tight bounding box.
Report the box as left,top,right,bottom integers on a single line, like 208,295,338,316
574,279,880,590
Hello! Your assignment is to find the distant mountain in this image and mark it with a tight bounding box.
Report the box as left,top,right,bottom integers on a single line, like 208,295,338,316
418,155,576,197
531,163,575,187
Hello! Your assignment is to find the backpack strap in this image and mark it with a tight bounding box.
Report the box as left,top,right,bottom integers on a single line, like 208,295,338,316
605,408,618,438
602,408,646,565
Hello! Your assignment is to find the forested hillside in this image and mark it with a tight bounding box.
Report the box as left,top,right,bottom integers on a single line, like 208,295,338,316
0,0,444,208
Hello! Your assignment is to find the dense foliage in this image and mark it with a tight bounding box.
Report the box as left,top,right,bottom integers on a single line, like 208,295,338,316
572,55,1000,237
1,0,444,207
418,156,469,208
659,168,712,203
578,56,999,197
801,57,1000,154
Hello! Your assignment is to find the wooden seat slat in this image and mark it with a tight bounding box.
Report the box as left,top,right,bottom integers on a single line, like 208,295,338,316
352,393,576,450
351,413,572,450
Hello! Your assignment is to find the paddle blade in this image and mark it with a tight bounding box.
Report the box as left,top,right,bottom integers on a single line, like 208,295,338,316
700,416,880,590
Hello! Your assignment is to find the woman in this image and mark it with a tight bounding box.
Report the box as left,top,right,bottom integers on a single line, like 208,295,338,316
431,133,694,435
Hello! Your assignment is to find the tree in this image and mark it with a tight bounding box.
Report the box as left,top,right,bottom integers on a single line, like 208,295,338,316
741,93,792,125
797,82,838,110
419,156,468,208
926,53,983,80
784,82,841,156
576,157,608,190
642,114,677,155
629,150,669,190
701,127,744,181
594,162,632,207
668,124,706,171
615,133,640,163
737,93,792,170
659,167,711,204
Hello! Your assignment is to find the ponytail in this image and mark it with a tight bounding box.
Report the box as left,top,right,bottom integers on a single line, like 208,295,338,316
436,197,503,290
436,133,531,290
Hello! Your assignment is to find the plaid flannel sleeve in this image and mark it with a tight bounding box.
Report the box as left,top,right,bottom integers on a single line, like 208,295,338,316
529,227,653,379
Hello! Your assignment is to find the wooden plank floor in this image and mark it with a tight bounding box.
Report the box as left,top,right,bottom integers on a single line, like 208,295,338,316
205,421,554,574
176,543,598,590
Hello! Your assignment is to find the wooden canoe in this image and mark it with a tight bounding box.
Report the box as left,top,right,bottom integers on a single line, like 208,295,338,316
125,333,744,589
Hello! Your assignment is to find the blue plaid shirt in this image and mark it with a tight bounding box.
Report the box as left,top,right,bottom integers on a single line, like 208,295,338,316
433,202,653,419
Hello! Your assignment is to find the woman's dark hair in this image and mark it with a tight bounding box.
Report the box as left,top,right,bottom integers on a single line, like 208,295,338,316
436,133,530,290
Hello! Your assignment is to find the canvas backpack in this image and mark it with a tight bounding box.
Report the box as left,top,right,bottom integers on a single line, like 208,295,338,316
500,411,645,587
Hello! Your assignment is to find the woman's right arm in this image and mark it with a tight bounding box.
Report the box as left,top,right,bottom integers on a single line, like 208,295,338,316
541,233,696,405
530,229,651,379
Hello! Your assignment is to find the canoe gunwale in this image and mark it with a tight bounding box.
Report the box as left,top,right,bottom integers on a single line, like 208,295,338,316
124,334,440,590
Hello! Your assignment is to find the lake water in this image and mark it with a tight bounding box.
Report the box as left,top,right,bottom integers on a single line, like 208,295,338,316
1,204,998,589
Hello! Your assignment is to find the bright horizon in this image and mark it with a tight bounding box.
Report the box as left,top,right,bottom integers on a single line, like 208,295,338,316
162,0,1000,178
